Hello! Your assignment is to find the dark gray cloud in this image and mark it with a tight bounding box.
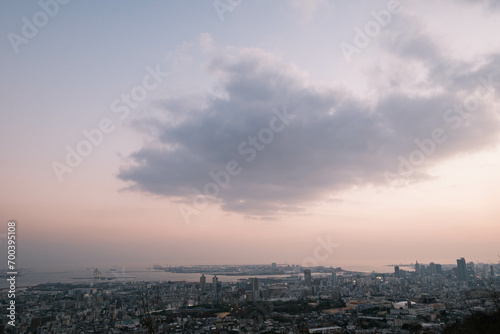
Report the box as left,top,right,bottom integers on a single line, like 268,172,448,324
117,34,500,217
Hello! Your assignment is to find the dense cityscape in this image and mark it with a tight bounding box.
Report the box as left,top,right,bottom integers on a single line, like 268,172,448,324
1,258,499,333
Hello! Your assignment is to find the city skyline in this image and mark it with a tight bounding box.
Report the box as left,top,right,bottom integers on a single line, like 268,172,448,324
1,0,500,271
3,255,498,332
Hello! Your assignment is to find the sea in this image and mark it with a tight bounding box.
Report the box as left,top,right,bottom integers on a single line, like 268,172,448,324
0,264,396,290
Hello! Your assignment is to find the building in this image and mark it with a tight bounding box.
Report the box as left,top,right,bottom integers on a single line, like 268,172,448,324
436,264,442,275
346,300,373,311
251,277,259,300
394,266,400,276
304,269,312,287
467,261,475,281
200,274,206,291
393,300,417,310
457,258,467,281
429,262,436,274
329,272,337,287
415,261,420,275
491,265,495,278
212,275,219,292
409,305,433,316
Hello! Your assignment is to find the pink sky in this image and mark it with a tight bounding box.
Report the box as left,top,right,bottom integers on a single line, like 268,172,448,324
1,0,499,271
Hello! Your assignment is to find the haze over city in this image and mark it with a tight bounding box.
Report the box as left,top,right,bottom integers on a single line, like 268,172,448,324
1,0,500,272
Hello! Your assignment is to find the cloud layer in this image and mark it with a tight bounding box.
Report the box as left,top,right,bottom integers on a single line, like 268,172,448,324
118,26,500,217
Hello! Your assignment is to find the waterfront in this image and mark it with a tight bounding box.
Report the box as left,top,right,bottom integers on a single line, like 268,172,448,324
3,261,498,333
0,264,396,289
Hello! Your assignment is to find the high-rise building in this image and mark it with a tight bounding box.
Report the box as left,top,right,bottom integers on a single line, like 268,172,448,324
331,272,337,286
491,265,495,278
429,262,436,274
415,261,420,275
436,264,442,275
304,269,312,287
467,262,475,281
457,258,467,281
200,274,206,291
394,266,400,276
212,275,219,292
252,277,259,300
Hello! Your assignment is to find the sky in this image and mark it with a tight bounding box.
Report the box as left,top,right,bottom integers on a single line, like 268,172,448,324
1,0,500,271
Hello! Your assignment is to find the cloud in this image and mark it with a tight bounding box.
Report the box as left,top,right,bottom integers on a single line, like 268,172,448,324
286,0,335,23
198,32,214,55
117,31,500,217
379,16,441,64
